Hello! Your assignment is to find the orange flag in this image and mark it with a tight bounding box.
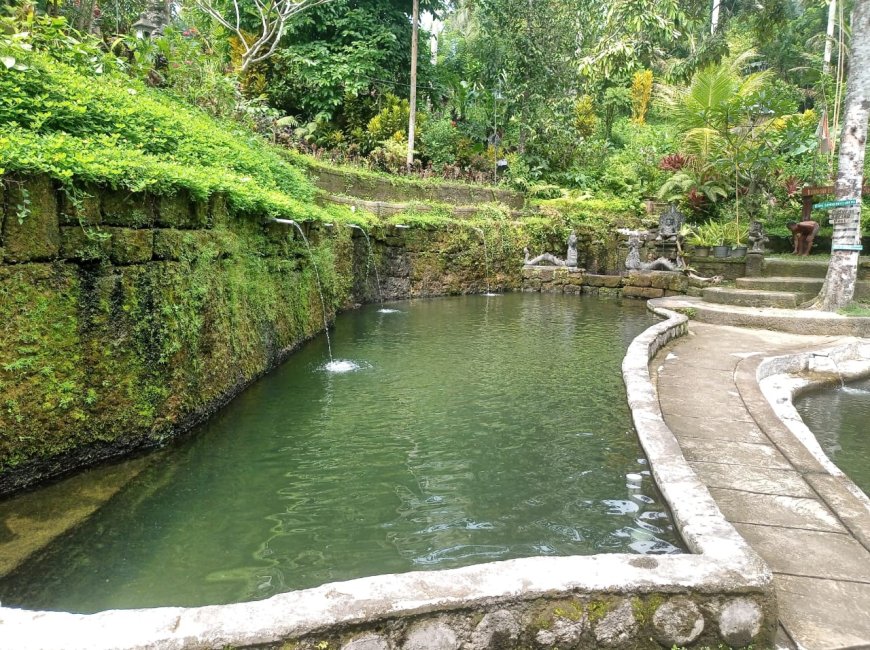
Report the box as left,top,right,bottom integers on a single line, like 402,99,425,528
816,109,833,154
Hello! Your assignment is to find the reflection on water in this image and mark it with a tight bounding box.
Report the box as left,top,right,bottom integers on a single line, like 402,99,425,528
0,294,683,613
795,376,870,497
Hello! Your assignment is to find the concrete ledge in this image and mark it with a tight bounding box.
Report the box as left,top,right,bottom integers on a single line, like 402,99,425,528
755,341,870,515
0,304,778,650
651,295,870,337
702,287,799,309
319,193,525,220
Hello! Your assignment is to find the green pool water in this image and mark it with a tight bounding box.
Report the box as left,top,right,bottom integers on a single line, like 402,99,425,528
795,377,870,497
0,294,682,613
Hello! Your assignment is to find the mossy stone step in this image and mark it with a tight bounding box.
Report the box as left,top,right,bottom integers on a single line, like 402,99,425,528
702,287,801,308
737,276,870,300
736,276,822,295
762,257,870,280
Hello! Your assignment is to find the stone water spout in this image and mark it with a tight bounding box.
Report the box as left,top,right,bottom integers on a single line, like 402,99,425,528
473,227,497,295
270,218,342,367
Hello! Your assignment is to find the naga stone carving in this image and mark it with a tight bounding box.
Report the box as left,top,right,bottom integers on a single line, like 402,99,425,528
748,220,768,253
523,248,565,267
523,231,579,267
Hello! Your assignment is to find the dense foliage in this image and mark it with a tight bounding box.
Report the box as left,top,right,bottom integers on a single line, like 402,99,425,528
0,13,323,220
2,0,869,242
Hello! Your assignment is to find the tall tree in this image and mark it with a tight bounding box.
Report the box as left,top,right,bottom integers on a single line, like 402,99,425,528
711,0,720,34
578,0,686,80
197,0,335,72
471,0,579,153
813,0,870,311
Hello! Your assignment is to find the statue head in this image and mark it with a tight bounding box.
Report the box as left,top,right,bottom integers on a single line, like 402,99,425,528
659,204,685,237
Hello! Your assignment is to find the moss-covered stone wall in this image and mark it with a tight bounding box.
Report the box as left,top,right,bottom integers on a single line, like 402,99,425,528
0,176,575,494
0,176,360,493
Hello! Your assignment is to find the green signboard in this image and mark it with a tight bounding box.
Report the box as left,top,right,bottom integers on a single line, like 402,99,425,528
813,199,858,210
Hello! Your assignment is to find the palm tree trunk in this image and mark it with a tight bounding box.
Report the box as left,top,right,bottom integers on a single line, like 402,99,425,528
814,0,870,311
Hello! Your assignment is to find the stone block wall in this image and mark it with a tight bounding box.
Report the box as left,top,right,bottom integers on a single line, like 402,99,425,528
522,266,690,299
1,176,365,493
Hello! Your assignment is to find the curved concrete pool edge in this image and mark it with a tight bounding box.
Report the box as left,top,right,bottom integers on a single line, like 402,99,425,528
653,317,870,649
0,307,778,650
751,341,870,530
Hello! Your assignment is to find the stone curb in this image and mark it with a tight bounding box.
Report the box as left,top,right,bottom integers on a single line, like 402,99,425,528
627,305,773,573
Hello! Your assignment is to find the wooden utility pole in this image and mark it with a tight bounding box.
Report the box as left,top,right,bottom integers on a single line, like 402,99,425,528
824,0,837,74
407,0,419,171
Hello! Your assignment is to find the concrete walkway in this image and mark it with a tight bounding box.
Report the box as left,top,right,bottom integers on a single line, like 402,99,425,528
652,322,870,650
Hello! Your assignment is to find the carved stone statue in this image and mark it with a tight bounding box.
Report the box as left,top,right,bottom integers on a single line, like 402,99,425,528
748,220,768,253
625,233,681,271
523,230,579,268
523,247,565,267
566,230,578,267
132,0,171,38
656,204,685,241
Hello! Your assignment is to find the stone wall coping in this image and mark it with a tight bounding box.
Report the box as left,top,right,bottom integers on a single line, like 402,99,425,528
0,304,776,650
1,551,764,650
625,305,772,573
320,193,526,219
756,339,870,511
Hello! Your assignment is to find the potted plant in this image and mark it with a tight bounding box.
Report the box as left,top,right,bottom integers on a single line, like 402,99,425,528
695,220,730,257
688,223,715,257
724,218,749,257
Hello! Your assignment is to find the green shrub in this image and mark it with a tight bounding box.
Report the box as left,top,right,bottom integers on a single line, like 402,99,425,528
367,137,408,174
418,116,461,172
0,33,320,221
528,184,563,200
366,94,426,146
573,95,597,138
535,194,643,243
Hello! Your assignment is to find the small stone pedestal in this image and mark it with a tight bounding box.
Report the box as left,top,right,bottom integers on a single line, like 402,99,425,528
745,252,764,277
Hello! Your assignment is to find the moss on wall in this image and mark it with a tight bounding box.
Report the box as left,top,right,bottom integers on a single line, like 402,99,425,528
0,175,635,494
0,206,356,493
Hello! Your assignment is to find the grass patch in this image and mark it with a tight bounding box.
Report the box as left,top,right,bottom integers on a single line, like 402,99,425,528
838,302,870,317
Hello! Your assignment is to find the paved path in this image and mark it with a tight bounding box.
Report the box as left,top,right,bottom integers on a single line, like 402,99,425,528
652,322,870,650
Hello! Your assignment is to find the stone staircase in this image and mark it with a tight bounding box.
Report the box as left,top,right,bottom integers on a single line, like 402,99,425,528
702,257,870,308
